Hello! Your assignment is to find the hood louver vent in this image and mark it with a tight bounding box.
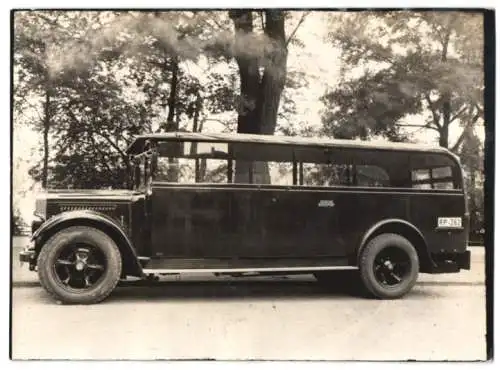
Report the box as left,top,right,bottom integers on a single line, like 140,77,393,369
59,204,117,213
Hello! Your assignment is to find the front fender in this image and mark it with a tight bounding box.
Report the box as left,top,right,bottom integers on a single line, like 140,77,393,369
32,209,121,240
32,210,143,276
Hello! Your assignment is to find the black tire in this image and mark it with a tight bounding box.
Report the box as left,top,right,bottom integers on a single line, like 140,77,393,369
359,233,419,299
37,226,122,304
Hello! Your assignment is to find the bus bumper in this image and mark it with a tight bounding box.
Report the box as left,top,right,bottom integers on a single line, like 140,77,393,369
430,250,471,273
19,242,37,271
458,250,471,270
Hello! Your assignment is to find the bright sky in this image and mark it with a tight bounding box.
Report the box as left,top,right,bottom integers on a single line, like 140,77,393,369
12,11,484,223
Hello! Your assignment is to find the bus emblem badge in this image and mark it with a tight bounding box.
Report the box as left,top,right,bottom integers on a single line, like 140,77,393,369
318,200,335,208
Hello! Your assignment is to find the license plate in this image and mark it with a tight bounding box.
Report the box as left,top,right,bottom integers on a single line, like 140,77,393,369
437,217,462,228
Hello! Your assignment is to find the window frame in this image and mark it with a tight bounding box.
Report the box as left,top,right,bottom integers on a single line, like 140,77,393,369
147,139,463,192
410,153,462,191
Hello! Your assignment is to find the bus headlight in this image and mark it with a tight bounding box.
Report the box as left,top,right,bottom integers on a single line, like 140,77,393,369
34,194,47,220
32,194,47,233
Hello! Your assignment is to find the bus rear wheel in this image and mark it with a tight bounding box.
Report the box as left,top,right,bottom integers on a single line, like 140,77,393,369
359,233,419,299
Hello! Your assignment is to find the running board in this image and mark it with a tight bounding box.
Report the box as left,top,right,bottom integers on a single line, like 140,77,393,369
142,265,358,275
141,256,351,270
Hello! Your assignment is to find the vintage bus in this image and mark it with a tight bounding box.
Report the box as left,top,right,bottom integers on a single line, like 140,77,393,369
20,132,471,304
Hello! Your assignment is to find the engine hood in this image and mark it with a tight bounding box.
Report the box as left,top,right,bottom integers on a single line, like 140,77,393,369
31,189,147,242
36,189,147,228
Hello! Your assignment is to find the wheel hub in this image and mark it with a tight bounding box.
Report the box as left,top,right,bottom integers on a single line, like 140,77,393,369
383,260,394,271
75,248,89,271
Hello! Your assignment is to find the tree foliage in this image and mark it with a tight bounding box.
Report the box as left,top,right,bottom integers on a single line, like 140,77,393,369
12,209,25,235
14,10,309,189
322,11,483,148
321,11,485,234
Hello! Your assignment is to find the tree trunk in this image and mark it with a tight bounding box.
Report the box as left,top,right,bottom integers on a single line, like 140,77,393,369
439,29,451,148
451,106,481,152
439,121,449,148
125,160,133,189
191,93,202,133
258,10,288,135
42,85,51,189
229,10,288,184
164,56,180,181
191,93,204,180
469,165,478,231
229,10,260,135
165,56,179,132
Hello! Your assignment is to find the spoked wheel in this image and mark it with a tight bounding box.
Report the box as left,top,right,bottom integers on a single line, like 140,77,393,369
53,244,107,290
373,247,412,287
359,233,419,299
38,226,122,304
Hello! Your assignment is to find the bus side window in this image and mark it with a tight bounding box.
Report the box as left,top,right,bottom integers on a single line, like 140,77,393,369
355,165,390,187
301,163,352,187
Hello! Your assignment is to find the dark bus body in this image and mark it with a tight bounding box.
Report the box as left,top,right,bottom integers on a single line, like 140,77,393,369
20,132,471,304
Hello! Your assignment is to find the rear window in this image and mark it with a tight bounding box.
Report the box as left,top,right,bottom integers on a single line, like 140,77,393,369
410,153,460,190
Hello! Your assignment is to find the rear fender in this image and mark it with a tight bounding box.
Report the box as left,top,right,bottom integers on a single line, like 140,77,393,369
357,218,436,272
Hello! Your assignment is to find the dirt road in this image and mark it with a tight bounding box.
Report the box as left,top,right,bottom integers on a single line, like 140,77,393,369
11,242,486,361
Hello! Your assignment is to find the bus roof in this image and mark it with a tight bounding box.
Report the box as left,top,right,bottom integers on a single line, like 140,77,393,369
126,131,452,156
